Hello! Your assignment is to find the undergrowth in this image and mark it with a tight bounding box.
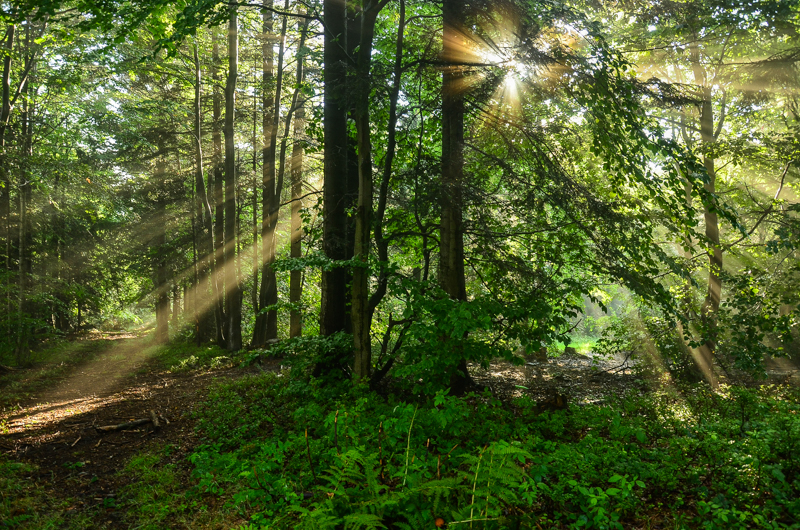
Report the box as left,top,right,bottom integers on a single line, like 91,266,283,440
187,374,800,529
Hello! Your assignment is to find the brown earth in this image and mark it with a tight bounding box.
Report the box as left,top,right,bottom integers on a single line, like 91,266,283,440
0,334,278,528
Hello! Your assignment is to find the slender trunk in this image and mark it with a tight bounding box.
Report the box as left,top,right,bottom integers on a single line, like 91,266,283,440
212,29,226,346
171,283,180,326
154,138,169,344
251,61,258,324
224,8,242,351
690,41,720,388
352,2,388,380
289,11,309,338
193,42,214,343
0,25,14,335
252,1,274,347
440,0,471,394
255,0,288,346
367,0,405,385
16,23,32,361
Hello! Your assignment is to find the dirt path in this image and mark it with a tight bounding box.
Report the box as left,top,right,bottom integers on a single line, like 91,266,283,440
0,336,270,527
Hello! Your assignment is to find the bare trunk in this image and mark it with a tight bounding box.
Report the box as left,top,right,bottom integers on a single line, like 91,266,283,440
154,139,169,345
224,8,242,351
352,2,389,380
320,0,352,340
289,11,309,338
440,0,471,394
690,42,720,388
16,35,32,360
212,29,226,346
0,25,14,335
254,0,288,346
193,42,214,343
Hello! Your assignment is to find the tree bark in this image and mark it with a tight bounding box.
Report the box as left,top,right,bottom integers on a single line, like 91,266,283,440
154,137,169,345
320,0,353,339
193,41,214,343
690,41,720,388
0,24,15,335
212,28,226,347
289,10,309,339
440,0,472,394
254,0,288,346
367,0,405,386
223,7,242,351
352,0,391,380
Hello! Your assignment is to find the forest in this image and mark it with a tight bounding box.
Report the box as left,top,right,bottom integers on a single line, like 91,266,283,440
0,0,799,528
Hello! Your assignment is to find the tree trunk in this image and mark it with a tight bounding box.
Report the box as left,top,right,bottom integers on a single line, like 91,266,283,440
254,0,287,347
193,41,214,343
289,10,309,339
16,29,32,360
352,1,389,381
690,41,720,388
0,25,14,336
320,0,353,339
367,0,405,386
154,138,169,345
440,0,472,394
223,8,242,351
212,28,226,347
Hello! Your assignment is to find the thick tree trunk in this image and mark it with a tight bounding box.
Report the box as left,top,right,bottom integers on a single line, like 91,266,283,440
440,0,472,394
289,12,309,339
212,29,226,347
223,8,242,351
320,0,353,339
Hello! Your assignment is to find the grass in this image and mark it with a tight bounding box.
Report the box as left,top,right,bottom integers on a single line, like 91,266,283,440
552,335,599,356
0,457,95,530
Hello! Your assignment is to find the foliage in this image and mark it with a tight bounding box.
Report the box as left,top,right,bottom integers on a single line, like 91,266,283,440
187,372,800,529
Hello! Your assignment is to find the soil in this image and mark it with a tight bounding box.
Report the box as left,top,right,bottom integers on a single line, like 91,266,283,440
0,334,279,527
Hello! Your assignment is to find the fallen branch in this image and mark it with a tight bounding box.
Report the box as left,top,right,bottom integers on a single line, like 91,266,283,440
95,419,151,433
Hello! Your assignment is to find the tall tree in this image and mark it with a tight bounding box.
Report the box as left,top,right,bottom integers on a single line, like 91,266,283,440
223,7,242,351
193,40,214,344
289,8,309,339
320,0,352,339
212,28,226,347
440,0,471,393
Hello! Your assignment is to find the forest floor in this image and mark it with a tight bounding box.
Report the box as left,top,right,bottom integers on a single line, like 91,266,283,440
1,335,798,529
0,333,275,529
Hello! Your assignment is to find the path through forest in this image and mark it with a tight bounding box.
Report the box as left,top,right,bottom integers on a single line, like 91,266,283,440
0,335,270,528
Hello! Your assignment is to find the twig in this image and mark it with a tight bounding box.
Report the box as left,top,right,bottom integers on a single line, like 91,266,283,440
71,436,81,447
334,410,339,455
402,406,419,487
470,445,488,528
590,351,634,377
305,428,317,482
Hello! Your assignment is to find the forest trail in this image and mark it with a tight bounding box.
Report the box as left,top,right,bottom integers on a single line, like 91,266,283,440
0,336,269,527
